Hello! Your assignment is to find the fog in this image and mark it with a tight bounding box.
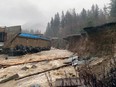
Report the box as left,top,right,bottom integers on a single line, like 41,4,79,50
0,0,110,33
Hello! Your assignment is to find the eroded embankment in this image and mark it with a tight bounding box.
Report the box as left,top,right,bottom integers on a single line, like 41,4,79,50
65,22,116,87
66,22,116,57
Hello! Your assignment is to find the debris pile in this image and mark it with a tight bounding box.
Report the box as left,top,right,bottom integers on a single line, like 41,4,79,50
0,49,74,87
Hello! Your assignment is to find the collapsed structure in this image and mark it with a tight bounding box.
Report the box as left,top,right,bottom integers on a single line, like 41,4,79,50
62,22,116,87
64,22,116,57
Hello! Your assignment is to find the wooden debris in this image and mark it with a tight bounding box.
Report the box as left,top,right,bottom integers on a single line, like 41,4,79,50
45,72,53,87
0,74,19,83
55,78,82,87
31,65,37,69
0,57,69,68
16,64,71,80
21,66,29,71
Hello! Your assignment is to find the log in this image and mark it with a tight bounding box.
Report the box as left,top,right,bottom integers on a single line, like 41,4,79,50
0,57,69,68
16,64,71,80
0,74,19,83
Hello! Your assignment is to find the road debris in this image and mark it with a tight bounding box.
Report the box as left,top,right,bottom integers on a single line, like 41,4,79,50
0,74,19,83
0,49,73,87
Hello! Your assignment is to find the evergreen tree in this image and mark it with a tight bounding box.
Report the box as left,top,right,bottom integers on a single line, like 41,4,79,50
86,10,94,27
103,5,109,22
45,22,51,37
45,4,108,38
54,13,60,36
110,0,116,21
61,11,65,28
81,8,87,20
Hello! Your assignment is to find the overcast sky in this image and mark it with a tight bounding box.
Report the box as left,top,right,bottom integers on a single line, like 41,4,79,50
0,0,110,33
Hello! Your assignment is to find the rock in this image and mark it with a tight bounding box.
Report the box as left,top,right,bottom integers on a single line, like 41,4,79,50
21,66,29,71
31,65,37,69
29,84,40,87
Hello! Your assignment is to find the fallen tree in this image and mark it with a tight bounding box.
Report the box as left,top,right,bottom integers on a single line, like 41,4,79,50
0,74,19,84
16,64,71,80
0,57,69,68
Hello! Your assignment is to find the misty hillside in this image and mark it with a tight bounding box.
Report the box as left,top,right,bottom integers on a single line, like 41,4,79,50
22,22,45,33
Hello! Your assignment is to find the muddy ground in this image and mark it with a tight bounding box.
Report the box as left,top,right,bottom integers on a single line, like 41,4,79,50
0,49,77,87
0,49,115,87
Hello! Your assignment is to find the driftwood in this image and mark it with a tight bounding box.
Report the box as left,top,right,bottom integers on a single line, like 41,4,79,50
0,57,69,68
16,64,71,80
0,74,19,84
45,73,53,87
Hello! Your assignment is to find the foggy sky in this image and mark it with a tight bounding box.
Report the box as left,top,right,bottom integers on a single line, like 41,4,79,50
0,0,110,33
